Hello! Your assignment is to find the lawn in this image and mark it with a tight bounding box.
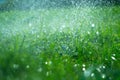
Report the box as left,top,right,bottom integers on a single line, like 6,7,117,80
0,6,120,80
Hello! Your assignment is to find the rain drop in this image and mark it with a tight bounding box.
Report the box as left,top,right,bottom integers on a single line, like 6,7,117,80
29,23,32,27
26,65,30,69
111,56,116,61
96,68,101,72
91,73,95,77
45,61,48,65
101,74,106,79
82,64,86,67
82,67,86,71
96,31,99,35
87,31,90,35
91,23,95,27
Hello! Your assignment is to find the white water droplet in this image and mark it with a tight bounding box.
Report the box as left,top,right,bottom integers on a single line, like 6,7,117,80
96,31,99,35
112,54,116,56
111,56,116,61
45,61,48,65
101,74,106,79
91,73,95,77
91,24,95,27
29,23,32,27
96,68,101,72
74,64,79,67
82,64,86,67
103,66,106,69
87,31,90,35
26,65,30,69
82,67,86,71
62,24,65,28
45,61,52,65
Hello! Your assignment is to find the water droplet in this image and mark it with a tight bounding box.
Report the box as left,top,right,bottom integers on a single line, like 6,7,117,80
111,56,116,61
45,61,48,65
96,68,101,72
87,31,90,35
61,24,65,28
26,65,30,69
45,61,52,65
91,24,95,27
82,64,86,67
91,73,95,77
102,66,106,69
101,74,106,79
112,54,116,56
82,67,86,71
74,64,79,67
29,23,32,27
96,31,99,35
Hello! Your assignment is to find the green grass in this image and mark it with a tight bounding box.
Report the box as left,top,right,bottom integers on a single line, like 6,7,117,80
0,6,120,80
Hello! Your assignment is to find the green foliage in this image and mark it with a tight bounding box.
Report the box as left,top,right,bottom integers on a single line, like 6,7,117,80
0,6,120,80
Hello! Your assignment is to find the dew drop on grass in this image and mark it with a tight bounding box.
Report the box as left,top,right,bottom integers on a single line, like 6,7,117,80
74,64,79,67
45,61,52,65
102,66,106,69
96,31,99,35
112,54,116,56
87,31,90,35
26,65,30,69
82,67,86,71
91,23,95,28
61,24,65,28
111,56,116,61
45,61,48,65
96,68,101,72
91,73,95,77
82,64,86,67
101,74,106,79
29,23,32,27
